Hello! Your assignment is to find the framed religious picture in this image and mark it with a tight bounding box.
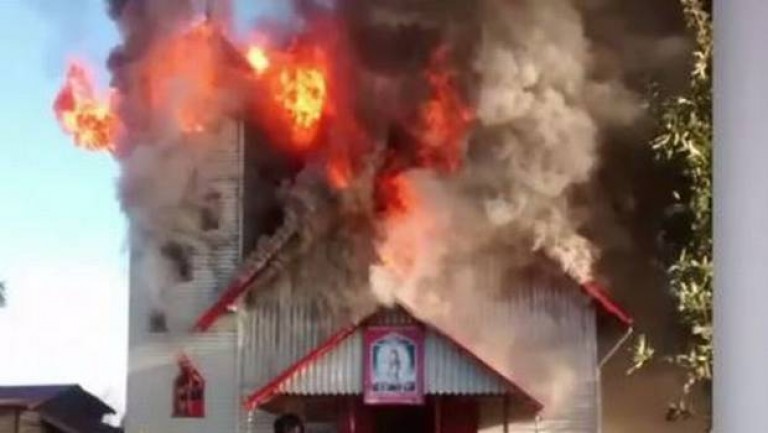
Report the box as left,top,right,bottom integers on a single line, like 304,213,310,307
363,326,424,405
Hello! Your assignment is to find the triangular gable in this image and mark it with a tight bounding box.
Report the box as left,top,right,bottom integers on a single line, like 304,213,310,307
243,306,543,417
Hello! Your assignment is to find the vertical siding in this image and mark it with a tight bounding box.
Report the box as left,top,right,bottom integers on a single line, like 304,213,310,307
480,285,599,433
241,293,346,391
127,120,245,433
162,120,244,332
126,333,238,433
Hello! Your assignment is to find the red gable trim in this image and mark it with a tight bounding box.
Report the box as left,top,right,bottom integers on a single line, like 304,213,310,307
404,311,545,414
242,307,544,414
194,263,633,333
244,323,360,410
192,262,271,332
581,281,633,326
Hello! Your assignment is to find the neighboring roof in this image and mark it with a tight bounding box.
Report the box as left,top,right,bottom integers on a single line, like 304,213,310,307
0,385,76,408
0,384,120,433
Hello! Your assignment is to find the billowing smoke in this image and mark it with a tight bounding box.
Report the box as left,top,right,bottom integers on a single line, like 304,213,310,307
107,0,254,331
364,0,645,413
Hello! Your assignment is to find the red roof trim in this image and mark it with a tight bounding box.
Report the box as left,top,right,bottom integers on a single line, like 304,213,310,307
242,307,544,413
403,309,544,414
193,264,267,332
195,261,633,333
581,281,633,326
243,323,360,410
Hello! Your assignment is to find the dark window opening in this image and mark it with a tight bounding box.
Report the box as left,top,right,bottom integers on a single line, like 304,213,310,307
161,242,193,282
241,122,302,257
173,356,205,418
201,191,222,231
149,310,168,333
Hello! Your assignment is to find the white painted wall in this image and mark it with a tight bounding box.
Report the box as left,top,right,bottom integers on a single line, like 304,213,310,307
126,119,244,433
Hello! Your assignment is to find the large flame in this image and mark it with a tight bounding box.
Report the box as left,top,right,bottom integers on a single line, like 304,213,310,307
416,46,473,173
144,22,220,134
372,46,473,296
246,42,329,150
53,62,118,152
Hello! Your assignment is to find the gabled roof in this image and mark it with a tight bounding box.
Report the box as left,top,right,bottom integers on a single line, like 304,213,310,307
0,384,113,414
0,384,75,408
0,384,121,433
243,305,544,417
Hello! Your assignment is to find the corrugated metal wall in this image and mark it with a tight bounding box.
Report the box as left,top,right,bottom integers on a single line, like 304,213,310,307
241,292,350,392
126,120,244,433
242,283,599,432
501,285,599,433
162,120,245,332
126,333,239,433
268,326,508,396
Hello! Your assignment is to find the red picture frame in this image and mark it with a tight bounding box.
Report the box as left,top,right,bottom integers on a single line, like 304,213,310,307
363,326,424,405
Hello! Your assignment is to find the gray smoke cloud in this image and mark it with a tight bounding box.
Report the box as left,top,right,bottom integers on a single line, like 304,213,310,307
369,0,642,315
364,0,688,420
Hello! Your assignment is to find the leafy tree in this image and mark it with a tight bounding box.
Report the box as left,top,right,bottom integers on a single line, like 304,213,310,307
631,0,712,424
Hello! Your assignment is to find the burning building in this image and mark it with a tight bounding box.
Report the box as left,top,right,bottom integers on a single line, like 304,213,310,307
52,0,652,431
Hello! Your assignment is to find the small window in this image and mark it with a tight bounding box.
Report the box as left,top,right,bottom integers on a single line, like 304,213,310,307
173,356,205,418
201,191,222,231
149,310,168,333
161,242,193,282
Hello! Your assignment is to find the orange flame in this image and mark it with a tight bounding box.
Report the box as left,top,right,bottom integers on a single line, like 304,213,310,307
416,46,473,172
53,62,118,152
276,63,327,145
246,41,329,150
376,174,423,278
144,22,220,134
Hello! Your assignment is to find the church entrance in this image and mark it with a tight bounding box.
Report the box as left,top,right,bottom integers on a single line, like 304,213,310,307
341,397,477,433
370,404,434,433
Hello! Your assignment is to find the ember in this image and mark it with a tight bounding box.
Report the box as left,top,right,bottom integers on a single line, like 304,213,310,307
53,62,117,152
246,46,270,76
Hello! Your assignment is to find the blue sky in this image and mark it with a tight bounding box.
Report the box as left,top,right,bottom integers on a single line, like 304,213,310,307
0,0,127,415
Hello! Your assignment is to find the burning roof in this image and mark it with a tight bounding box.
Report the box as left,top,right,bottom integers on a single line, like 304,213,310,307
53,0,640,351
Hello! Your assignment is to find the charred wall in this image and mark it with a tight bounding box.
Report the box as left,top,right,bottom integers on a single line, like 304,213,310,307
240,121,304,258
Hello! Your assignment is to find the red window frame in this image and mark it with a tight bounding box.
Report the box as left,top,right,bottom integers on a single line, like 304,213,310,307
173,356,205,418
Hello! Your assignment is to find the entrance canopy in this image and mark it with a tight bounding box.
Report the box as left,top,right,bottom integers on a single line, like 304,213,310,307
244,306,542,418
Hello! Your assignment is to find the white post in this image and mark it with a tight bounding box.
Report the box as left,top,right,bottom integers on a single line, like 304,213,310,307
716,1,768,432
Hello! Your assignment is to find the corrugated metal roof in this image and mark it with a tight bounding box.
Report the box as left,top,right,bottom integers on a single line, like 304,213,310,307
242,284,599,430
242,296,350,391
266,307,509,396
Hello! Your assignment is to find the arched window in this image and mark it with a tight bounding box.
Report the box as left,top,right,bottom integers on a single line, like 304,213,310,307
173,355,205,418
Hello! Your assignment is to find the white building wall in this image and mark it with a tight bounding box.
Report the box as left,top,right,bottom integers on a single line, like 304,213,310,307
126,119,245,433
473,285,600,433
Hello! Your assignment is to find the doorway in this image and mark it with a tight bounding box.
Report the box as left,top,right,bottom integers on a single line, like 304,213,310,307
371,404,434,433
